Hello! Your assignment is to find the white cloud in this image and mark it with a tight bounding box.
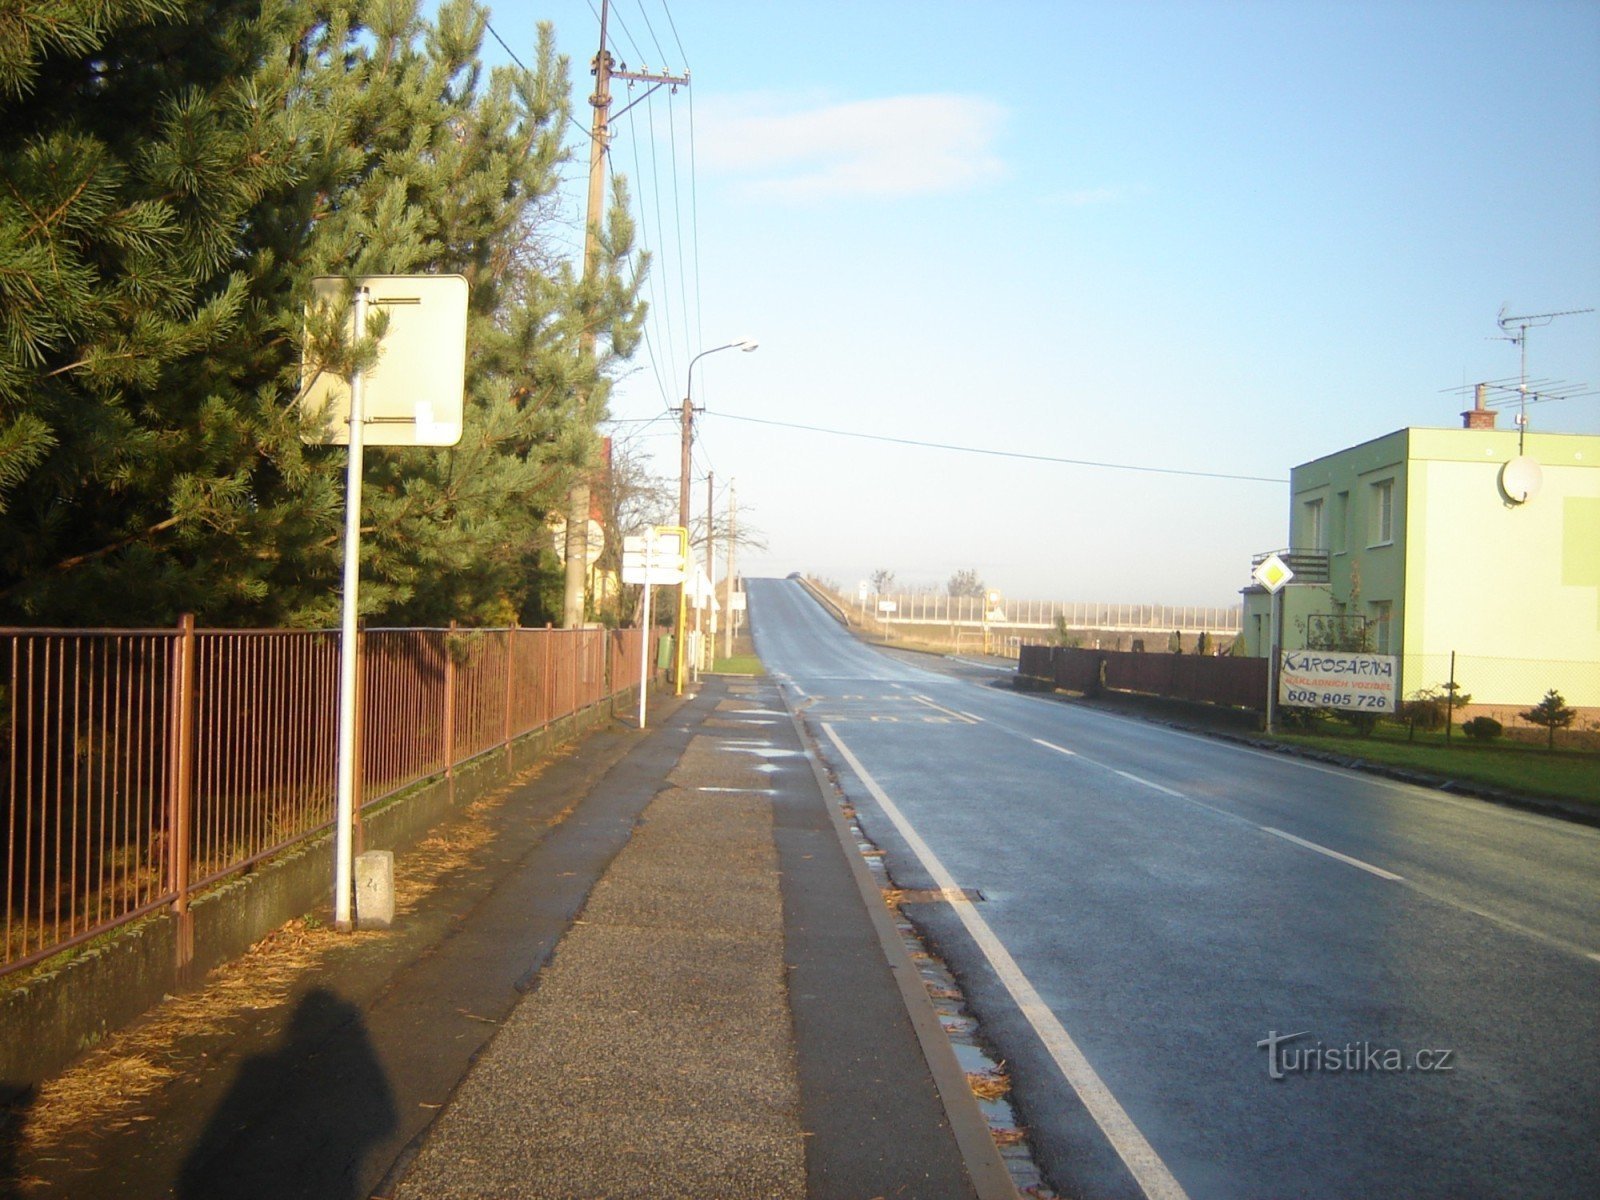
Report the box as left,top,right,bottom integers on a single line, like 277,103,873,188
696,93,1007,200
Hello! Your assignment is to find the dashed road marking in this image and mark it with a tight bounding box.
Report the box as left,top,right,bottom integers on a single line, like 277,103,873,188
1260,827,1405,881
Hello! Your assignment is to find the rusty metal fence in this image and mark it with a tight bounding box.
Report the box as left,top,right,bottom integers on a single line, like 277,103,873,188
3,623,652,977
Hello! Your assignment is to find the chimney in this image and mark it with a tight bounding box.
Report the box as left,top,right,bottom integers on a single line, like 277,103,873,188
1461,382,1497,430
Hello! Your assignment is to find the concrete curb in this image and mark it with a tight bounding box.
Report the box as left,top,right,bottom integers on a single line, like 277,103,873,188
777,686,1020,1200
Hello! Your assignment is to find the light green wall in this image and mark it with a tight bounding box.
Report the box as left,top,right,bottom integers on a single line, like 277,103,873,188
1275,427,1600,705
1402,431,1600,704
1241,583,1333,656
1288,430,1408,653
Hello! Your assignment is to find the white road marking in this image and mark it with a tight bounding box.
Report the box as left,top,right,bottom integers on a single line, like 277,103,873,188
913,694,981,724
1260,827,1404,881
1097,714,1600,840
1034,735,1402,880
1112,769,1188,800
1032,738,1249,824
1026,720,1600,958
822,722,1190,1200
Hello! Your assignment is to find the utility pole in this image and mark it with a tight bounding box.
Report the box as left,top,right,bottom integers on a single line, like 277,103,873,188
675,339,755,687
565,0,689,627
705,469,715,667
724,480,737,659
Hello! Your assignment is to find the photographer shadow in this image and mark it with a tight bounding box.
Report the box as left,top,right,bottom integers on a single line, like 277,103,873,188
179,987,396,1200
1,1083,36,1200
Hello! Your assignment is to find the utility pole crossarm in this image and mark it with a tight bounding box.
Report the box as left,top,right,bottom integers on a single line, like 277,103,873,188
612,67,690,84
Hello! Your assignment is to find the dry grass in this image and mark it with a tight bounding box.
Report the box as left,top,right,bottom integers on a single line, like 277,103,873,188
18,915,368,1160
14,754,563,1169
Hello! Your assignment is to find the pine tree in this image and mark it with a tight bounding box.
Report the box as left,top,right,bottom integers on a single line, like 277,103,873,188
0,0,647,627
0,0,297,622
1519,689,1574,751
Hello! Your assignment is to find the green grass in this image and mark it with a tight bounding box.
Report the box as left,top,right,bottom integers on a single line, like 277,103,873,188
710,654,765,676
1268,721,1600,805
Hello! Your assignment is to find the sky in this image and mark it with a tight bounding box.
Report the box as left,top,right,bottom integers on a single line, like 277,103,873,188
472,0,1600,607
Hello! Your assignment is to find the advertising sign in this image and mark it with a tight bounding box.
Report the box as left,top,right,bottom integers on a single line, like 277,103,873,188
1279,650,1398,714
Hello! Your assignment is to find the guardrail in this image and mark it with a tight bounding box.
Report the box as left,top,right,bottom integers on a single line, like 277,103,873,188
3,623,650,977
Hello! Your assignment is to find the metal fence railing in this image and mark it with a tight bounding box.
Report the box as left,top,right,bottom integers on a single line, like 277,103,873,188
849,593,1242,635
3,623,653,977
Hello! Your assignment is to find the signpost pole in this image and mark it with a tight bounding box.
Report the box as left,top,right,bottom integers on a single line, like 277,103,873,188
637,527,654,730
333,287,368,931
1266,588,1280,734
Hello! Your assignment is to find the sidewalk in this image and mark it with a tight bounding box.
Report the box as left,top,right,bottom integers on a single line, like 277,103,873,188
6,677,1013,1199
385,674,1011,1198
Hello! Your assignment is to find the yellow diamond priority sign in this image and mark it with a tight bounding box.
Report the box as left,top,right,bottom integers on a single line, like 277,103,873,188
1253,553,1295,594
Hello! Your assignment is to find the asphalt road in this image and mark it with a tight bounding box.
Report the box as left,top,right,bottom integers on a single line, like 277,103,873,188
748,576,1600,1200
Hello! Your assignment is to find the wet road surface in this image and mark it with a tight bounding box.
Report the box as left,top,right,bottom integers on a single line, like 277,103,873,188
750,576,1600,1200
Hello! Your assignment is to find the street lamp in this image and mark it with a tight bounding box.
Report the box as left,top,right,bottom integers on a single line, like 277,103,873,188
675,338,757,690
679,338,758,528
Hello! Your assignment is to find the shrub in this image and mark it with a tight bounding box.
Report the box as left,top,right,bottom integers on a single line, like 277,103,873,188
1461,716,1503,742
1401,689,1449,734
1337,710,1379,737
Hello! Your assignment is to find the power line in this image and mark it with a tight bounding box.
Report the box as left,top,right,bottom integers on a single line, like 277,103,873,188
668,89,693,390
634,0,672,68
660,0,689,66
704,412,1289,484
484,20,594,144
686,84,703,357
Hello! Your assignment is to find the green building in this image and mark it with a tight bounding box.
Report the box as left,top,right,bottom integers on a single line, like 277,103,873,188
1243,409,1600,716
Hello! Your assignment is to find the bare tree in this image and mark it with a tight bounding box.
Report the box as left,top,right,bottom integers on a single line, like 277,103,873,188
947,568,985,598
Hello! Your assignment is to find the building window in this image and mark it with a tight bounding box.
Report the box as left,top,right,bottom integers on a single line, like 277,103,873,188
1368,600,1393,654
1369,478,1394,545
1303,498,1325,551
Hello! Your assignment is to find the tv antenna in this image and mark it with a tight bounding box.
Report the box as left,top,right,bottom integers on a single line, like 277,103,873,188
1489,305,1595,448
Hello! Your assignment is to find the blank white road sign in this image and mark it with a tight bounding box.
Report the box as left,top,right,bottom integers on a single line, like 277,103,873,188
301,275,468,447
622,528,688,585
